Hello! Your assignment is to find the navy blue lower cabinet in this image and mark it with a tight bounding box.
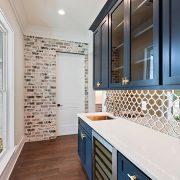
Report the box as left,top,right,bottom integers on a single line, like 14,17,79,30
118,152,151,180
78,128,85,164
78,120,92,180
84,135,92,180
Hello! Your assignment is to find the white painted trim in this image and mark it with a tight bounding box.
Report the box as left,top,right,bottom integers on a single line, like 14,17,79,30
0,9,14,33
0,8,15,151
0,136,25,180
8,0,26,34
102,91,107,112
58,125,78,136
0,9,17,180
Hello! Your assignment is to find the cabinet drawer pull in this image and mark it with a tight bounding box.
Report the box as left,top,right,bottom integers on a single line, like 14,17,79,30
127,174,137,180
96,82,101,87
81,132,86,140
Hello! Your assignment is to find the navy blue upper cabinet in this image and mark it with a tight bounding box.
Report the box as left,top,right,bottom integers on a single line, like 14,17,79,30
91,0,180,89
91,0,160,90
163,0,180,85
109,0,126,88
109,0,159,88
126,0,160,87
93,28,101,89
93,16,109,90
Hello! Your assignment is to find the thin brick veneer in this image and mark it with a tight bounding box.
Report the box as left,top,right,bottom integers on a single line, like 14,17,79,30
24,36,88,142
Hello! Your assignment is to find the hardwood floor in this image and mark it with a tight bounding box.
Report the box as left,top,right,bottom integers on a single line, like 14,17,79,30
10,135,87,180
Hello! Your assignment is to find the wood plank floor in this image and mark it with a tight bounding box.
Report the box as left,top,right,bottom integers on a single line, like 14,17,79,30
10,135,87,180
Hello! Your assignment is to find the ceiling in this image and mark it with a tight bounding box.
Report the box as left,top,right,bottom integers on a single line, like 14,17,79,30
10,0,107,42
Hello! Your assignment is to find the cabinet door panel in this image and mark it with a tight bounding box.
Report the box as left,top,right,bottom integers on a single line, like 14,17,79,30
78,128,84,164
84,136,92,180
101,17,109,89
93,29,101,89
93,16,109,90
163,0,180,85
127,0,159,87
109,0,125,87
78,125,92,180
118,152,150,180
131,0,153,81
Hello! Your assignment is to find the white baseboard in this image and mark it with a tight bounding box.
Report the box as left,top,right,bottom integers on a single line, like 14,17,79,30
58,125,78,136
0,136,26,180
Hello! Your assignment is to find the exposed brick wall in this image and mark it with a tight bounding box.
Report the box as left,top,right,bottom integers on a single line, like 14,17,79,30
111,48,124,83
24,36,88,142
95,104,102,112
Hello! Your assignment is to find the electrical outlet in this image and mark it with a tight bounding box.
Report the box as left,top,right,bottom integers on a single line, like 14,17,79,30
142,101,147,111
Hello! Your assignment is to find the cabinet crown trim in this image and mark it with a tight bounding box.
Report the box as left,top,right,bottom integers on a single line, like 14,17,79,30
89,0,118,31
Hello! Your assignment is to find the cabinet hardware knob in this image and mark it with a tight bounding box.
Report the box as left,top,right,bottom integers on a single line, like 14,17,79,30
122,77,125,85
96,82,101,87
124,77,129,85
81,132,86,140
127,174,137,180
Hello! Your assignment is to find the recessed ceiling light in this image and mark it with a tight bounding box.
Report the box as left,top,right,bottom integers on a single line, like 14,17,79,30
58,9,65,15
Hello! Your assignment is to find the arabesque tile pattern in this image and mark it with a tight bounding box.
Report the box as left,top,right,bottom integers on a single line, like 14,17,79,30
106,90,180,139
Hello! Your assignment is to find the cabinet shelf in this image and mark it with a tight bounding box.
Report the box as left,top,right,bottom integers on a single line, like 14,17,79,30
113,66,124,71
132,0,153,15
134,57,152,64
133,24,153,38
113,21,124,31
113,43,124,51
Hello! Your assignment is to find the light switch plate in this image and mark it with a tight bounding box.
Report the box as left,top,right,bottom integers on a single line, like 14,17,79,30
142,101,147,111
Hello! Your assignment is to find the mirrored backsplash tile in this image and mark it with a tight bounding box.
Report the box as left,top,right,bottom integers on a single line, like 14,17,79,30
106,90,180,139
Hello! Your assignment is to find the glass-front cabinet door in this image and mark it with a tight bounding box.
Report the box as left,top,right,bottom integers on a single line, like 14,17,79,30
109,0,125,87
109,0,159,88
128,0,159,86
163,0,180,85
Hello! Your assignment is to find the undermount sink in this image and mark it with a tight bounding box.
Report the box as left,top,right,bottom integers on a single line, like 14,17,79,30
86,115,114,121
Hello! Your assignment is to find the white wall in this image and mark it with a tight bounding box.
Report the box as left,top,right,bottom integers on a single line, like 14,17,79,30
88,31,95,112
0,32,3,135
0,0,24,145
24,26,89,43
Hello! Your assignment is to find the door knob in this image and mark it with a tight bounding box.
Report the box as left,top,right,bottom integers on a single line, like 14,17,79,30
57,104,63,107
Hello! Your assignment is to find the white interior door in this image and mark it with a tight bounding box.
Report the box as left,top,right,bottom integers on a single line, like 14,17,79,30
56,53,85,136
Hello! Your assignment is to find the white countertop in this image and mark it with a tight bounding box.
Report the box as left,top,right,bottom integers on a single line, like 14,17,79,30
78,112,180,180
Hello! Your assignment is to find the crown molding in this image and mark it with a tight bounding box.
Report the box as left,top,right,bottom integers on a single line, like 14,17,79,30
24,25,89,43
8,0,26,34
